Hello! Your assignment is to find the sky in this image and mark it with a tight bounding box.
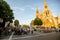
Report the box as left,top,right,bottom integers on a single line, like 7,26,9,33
5,0,60,25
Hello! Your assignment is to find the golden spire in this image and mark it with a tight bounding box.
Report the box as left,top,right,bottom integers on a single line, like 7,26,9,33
44,0,48,9
44,0,46,2
36,6,39,13
36,6,39,18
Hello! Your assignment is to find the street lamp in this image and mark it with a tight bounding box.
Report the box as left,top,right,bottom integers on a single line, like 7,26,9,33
30,23,32,34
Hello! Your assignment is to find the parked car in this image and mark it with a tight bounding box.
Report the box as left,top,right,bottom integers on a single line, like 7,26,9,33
51,28,56,32
14,27,23,35
43,29,52,33
22,28,32,34
56,28,60,32
34,28,37,31
22,28,28,34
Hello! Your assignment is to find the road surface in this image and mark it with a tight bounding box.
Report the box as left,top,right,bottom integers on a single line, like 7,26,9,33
0,32,60,40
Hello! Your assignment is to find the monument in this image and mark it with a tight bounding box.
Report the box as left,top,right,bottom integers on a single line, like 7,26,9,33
33,0,60,28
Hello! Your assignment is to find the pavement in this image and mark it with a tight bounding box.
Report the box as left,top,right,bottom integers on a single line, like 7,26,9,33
0,31,60,40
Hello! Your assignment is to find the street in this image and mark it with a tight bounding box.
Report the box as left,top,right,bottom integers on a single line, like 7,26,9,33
0,32,60,40
0,0,60,40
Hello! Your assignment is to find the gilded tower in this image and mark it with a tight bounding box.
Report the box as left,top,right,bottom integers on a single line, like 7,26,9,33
35,0,58,28
36,6,39,18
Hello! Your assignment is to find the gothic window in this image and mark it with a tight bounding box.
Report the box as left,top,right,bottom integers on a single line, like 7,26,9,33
46,10,49,16
45,5,47,8
47,10,49,14
46,12,47,16
36,11,39,13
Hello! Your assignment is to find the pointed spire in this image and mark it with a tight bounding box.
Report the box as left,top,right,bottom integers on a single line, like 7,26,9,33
44,0,48,9
36,6,39,13
44,0,46,2
36,6,39,18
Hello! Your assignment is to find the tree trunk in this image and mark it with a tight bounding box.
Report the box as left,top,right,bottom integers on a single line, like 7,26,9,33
0,20,5,28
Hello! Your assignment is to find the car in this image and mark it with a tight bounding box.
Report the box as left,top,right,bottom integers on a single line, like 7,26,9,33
56,28,60,32
22,28,29,34
43,29,52,33
34,28,37,31
51,28,56,32
27,29,30,33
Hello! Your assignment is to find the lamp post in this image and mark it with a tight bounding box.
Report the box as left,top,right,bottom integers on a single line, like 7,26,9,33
30,23,32,34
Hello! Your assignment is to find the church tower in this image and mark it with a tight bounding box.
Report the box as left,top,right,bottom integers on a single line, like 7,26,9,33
34,0,58,28
36,6,39,18
44,0,50,16
44,0,49,9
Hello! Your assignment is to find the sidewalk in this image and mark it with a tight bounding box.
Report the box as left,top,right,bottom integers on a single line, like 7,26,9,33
0,31,41,39
0,31,55,40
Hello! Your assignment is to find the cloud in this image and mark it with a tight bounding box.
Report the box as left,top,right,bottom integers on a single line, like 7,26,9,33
11,5,35,13
24,5,35,10
12,6,25,11
19,8,24,11
31,7,35,10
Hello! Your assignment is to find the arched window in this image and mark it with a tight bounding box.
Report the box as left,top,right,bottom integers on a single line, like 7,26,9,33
46,10,49,16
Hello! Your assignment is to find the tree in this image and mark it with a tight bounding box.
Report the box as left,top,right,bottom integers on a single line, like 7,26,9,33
0,0,14,27
34,18,43,25
14,20,19,27
58,24,60,28
23,25,30,29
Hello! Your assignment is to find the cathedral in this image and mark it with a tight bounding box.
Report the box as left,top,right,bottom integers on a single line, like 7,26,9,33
35,0,60,28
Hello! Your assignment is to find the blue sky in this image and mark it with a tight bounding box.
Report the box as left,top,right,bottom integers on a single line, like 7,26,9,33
5,0,60,25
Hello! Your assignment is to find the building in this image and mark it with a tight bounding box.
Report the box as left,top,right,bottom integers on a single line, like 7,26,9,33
34,0,60,28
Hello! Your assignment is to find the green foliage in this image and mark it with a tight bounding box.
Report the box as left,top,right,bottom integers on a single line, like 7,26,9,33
51,26,56,29
14,20,19,27
58,24,60,28
34,18,43,25
0,0,14,27
0,0,14,22
23,25,30,28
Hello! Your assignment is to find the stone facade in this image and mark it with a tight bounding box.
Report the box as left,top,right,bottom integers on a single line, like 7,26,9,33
35,0,60,28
